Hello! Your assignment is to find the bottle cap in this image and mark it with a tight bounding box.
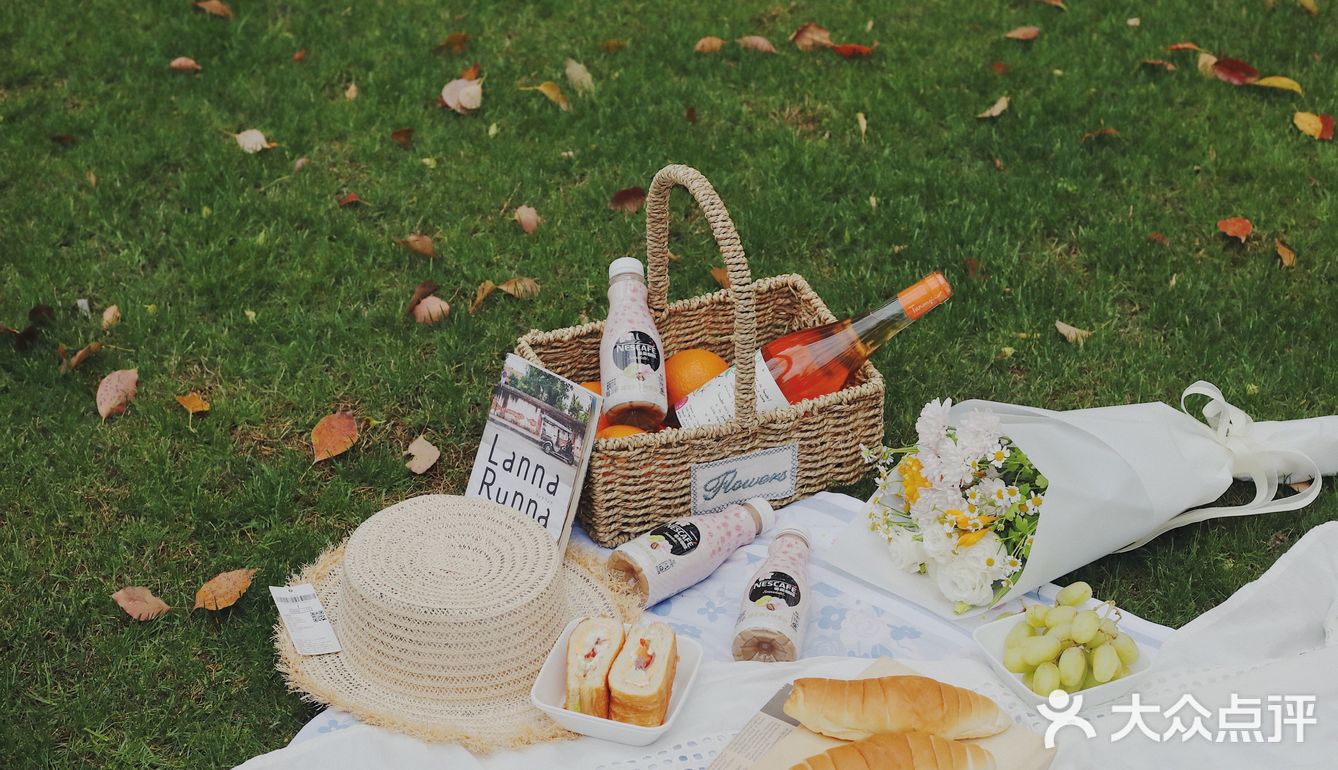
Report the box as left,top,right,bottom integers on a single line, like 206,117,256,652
897,272,952,320
772,526,810,547
609,257,645,280
742,498,776,534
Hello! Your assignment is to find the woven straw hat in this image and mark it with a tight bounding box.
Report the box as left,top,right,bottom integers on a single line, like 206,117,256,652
276,495,636,752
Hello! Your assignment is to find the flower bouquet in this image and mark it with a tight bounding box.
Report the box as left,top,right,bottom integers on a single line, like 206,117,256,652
825,381,1338,618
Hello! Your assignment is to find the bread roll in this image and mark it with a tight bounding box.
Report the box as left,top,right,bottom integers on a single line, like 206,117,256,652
564,617,625,718
609,622,677,726
789,732,996,770
783,675,1012,741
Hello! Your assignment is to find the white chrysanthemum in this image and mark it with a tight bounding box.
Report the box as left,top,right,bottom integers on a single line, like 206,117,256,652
974,477,1006,507
915,398,953,452
986,442,1011,468
956,409,1002,460
957,530,1011,581
919,519,956,561
933,438,976,488
884,526,926,572
929,556,995,607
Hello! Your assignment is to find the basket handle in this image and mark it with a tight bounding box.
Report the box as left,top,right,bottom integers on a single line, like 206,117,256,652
644,164,758,425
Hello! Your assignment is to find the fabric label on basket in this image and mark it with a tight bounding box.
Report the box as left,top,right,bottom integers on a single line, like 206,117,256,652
270,584,342,656
691,443,798,515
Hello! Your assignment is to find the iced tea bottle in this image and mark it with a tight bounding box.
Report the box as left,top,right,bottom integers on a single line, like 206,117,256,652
600,257,668,430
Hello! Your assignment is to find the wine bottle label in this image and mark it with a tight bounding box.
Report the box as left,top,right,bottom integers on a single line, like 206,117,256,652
673,351,788,429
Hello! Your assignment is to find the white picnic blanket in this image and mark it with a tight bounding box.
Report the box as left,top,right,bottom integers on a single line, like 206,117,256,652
239,492,1180,769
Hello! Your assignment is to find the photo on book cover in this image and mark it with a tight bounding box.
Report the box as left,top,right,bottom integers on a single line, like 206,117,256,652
465,353,601,552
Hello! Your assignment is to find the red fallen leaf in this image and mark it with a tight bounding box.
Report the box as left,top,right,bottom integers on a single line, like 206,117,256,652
312,412,358,461
29,304,55,323
964,258,985,280
111,586,170,621
832,43,875,59
1323,115,1337,141
993,158,1006,171
292,48,307,63
12,324,41,351
390,127,414,148
52,134,76,145
1218,217,1253,243
460,62,481,81
1141,59,1176,71
1167,42,1203,52
337,193,361,207
685,105,697,124
1212,58,1260,85
194,0,233,19
1005,26,1041,41
609,187,647,213
1148,232,1170,246
1081,127,1120,142
991,61,1009,75
96,369,138,419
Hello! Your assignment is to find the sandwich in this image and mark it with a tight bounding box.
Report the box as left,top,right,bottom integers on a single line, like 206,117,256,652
609,621,677,727
565,616,626,718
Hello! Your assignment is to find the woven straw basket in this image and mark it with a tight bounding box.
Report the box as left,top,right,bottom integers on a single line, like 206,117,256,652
516,165,884,546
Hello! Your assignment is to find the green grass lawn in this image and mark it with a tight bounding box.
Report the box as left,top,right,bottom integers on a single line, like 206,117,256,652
3,0,1336,766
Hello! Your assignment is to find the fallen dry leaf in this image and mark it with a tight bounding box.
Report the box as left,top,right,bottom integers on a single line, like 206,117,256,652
404,436,441,475
76,298,91,318
312,412,358,462
991,61,1009,75
1127,17,1141,26
59,341,101,374
1213,58,1260,85
438,31,470,54
401,233,434,257
609,187,646,213
1251,75,1302,94
234,129,276,154
686,105,698,123
441,78,483,115
710,267,731,288
977,95,1010,119
337,192,361,207
1197,52,1219,77
1276,239,1297,268
565,59,595,95
170,56,201,73
1168,41,1204,52
1005,26,1041,41
1148,232,1170,246
102,305,121,330
194,0,233,19
87,169,97,187
1289,479,1313,493
31,304,55,323
1141,59,1176,71
694,36,726,54
112,586,170,621
413,295,451,325
293,157,309,172
194,568,256,611
790,22,833,51
460,62,481,81
1055,320,1092,345
1038,0,1068,9
526,81,569,111
344,82,359,100
993,158,1006,171
738,35,777,53
600,38,627,54
96,369,138,419
1081,127,1120,142
1218,217,1253,242
176,391,210,414
405,280,439,317
497,277,540,299
390,128,414,148
515,205,542,234
856,111,868,141
292,48,307,63
470,280,497,314
1298,0,1319,15
1293,111,1335,140
831,43,875,59
964,258,985,280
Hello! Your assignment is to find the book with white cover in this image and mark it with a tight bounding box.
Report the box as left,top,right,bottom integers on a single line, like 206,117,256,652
465,353,601,554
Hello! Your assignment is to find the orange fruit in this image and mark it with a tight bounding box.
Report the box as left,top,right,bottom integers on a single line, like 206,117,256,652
597,424,645,440
579,380,601,395
580,380,613,431
665,348,729,406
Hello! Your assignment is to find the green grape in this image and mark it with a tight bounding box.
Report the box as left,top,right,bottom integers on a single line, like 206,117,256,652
1025,604,1049,628
1045,622,1073,643
1056,581,1094,607
1031,661,1061,696
1058,646,1087,688
1092,643,1120,683
1112,633,1140,666
1099,619,1119,638
1071,610,1101,645
1046,605,1077,628
1003,646,1032,674
1021,635,1063,667
1081,670,1101,690
1005,620,1034,650
1022,672,1034,691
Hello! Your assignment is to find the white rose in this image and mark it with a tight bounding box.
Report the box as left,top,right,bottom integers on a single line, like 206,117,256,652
884,527,926,572
929,557,995,607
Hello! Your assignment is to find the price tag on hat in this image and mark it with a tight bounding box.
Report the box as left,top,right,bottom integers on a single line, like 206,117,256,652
270,584,341,656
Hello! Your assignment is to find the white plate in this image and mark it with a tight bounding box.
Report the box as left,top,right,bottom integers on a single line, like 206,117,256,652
530,618,703,746
973,606,1155,708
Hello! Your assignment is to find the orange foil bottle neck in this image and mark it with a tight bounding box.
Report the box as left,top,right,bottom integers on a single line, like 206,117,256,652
896,272,952,320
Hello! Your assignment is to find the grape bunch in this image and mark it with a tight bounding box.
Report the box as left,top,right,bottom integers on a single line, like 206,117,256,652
1001,581,1141,697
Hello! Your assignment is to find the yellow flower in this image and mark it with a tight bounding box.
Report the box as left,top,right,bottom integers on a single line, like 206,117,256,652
958,529,989,548
952,512,997,531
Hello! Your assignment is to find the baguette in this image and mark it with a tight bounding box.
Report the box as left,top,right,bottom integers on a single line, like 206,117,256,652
564,617,625,718
609,622,677,726
789,732,996,770
783,675,1012,741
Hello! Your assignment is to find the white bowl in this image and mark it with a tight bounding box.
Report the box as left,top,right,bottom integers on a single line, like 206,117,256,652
530,618,703,746
973,607,1156,708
